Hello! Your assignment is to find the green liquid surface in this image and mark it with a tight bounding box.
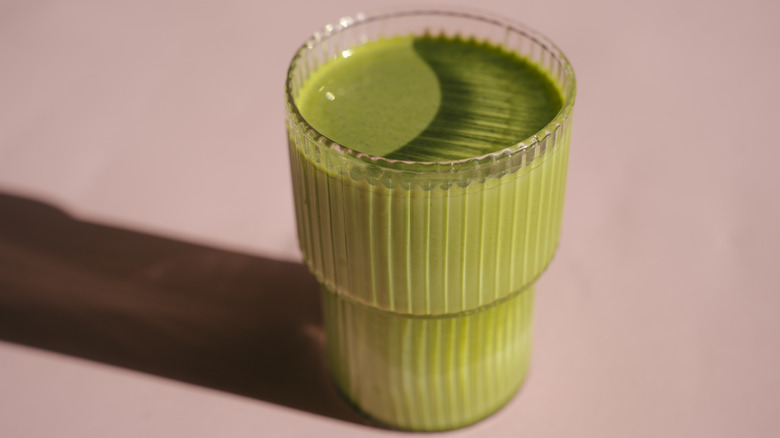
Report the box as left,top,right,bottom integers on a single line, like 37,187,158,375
297,35,562,161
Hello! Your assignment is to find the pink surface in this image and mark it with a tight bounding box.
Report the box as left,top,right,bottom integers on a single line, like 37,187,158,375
1,0,779,436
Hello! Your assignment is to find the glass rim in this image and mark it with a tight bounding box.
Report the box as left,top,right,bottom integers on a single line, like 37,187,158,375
285,8,577,172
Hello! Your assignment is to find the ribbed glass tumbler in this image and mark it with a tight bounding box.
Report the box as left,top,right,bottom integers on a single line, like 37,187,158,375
285,9,576,431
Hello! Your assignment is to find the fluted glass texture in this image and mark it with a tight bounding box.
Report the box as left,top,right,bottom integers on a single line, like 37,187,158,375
285,10,575,431
323,285,534,430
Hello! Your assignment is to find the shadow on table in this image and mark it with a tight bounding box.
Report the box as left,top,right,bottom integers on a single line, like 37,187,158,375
0,191,367,425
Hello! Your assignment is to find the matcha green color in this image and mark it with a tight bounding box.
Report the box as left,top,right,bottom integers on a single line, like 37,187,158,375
322,283,534,430
298,35,562,161
297,36,440,158
287,34,571,431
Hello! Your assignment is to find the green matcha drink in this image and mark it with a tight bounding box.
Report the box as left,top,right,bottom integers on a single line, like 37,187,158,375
285,10,575,431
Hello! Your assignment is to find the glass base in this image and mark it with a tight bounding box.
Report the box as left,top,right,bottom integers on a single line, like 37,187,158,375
321,284,535,432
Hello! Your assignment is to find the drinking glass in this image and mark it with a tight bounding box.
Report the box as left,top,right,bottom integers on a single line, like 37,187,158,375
285,9,576,431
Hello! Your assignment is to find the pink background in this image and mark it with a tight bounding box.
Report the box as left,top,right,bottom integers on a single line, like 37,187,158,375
1,0,779,436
